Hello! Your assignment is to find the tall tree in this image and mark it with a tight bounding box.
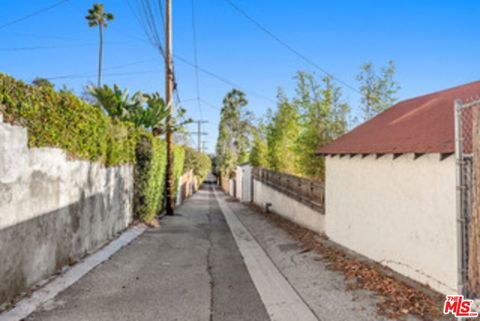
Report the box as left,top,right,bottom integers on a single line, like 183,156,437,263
356,60,400,121
215,89,252,177
86,3,114,88
266,89,300,174
249,121,268,167
294,72,350,179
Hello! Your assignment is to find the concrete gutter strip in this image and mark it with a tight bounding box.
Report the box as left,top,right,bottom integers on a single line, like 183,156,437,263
213,189,319,321
0,224,147,321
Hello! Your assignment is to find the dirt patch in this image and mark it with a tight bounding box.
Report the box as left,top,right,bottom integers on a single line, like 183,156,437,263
247,204,450,321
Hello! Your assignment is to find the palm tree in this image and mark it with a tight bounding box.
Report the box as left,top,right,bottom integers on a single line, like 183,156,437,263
88,84,192,134
143,94,192,136
86,3,114,87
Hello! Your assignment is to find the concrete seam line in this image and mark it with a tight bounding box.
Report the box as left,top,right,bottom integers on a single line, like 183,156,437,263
0,224,148,321
232,205,323,321
213,189,319,321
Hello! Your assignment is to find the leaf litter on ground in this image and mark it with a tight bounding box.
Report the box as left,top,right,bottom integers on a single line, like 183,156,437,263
247,204,451,321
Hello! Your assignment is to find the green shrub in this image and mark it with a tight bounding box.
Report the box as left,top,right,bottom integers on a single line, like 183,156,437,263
106,120,139,166
133,132,167,222
0,73,136,165
173,145,186,193
0,73,189,223
183,147,212,183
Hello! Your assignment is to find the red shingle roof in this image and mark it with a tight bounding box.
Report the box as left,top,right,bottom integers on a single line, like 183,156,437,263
317,81,480,155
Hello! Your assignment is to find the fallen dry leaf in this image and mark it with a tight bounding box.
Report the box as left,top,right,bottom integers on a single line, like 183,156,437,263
247,203,448,321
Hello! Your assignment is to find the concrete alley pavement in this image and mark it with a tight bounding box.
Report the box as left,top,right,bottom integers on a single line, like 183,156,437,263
26,182,398,321
26,183,268,321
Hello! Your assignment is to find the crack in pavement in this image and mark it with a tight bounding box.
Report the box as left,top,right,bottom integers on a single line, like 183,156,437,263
206,185,214,321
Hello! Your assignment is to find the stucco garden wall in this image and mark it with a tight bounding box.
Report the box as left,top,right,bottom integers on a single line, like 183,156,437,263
252,179,325,235
0,114,133,305
325,153,457,294
236,164,252,203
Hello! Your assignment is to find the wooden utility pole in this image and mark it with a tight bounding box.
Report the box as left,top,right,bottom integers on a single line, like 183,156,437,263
165,0,175,215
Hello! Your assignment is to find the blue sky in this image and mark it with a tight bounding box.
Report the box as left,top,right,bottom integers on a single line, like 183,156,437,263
1,1,479,153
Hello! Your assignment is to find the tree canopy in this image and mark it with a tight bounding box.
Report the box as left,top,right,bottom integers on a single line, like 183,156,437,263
215,89,252,177
217,62,399,181
356,60,400,121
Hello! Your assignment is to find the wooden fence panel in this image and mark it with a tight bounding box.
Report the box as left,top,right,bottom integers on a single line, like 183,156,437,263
252,168,325,213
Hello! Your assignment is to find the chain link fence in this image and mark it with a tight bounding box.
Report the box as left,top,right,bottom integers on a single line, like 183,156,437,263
455,98,480,296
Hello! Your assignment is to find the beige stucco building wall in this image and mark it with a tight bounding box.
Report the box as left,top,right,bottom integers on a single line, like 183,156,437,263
325,153,457,294
253,180,325,235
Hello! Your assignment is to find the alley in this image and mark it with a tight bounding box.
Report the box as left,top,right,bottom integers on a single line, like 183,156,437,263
25,182,394,321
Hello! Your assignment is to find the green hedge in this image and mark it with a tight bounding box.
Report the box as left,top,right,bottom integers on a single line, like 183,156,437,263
133,134,186,222
0,73,188,223
134,133,167,222
173,146,186,193
0,73,136,165
183,147,212,183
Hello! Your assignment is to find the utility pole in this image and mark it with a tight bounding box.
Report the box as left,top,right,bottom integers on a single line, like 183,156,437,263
165,0,174,215
191,120,208,152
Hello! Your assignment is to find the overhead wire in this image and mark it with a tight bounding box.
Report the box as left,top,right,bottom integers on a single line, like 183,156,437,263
200,98,221,111
44,69,162,80
0,41,135,51
190,0,204,120
174,54,276,104
0,0,70,30
128,0,183,107
222,0,361,95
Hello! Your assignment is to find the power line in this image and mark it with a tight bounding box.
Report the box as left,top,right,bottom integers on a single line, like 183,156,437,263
44,69,162,80
190,120,208,152
43,58,160,80
174,54,276,104
127,0,183,107
202,140,208,153
103,58,159,71
128,0,166,59
190,0,203,120
181,97,221,111
0,0,70,30
0,31,83,42
222,0,361,95
200,98,221,111
0,41,134,51
0,44,95,51
157,0,166,35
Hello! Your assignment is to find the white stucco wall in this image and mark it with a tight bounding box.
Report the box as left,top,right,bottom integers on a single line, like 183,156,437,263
253,180,325,235
325,153,457,294
0,114,134,304
236,164,252,202
236,168,243,201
